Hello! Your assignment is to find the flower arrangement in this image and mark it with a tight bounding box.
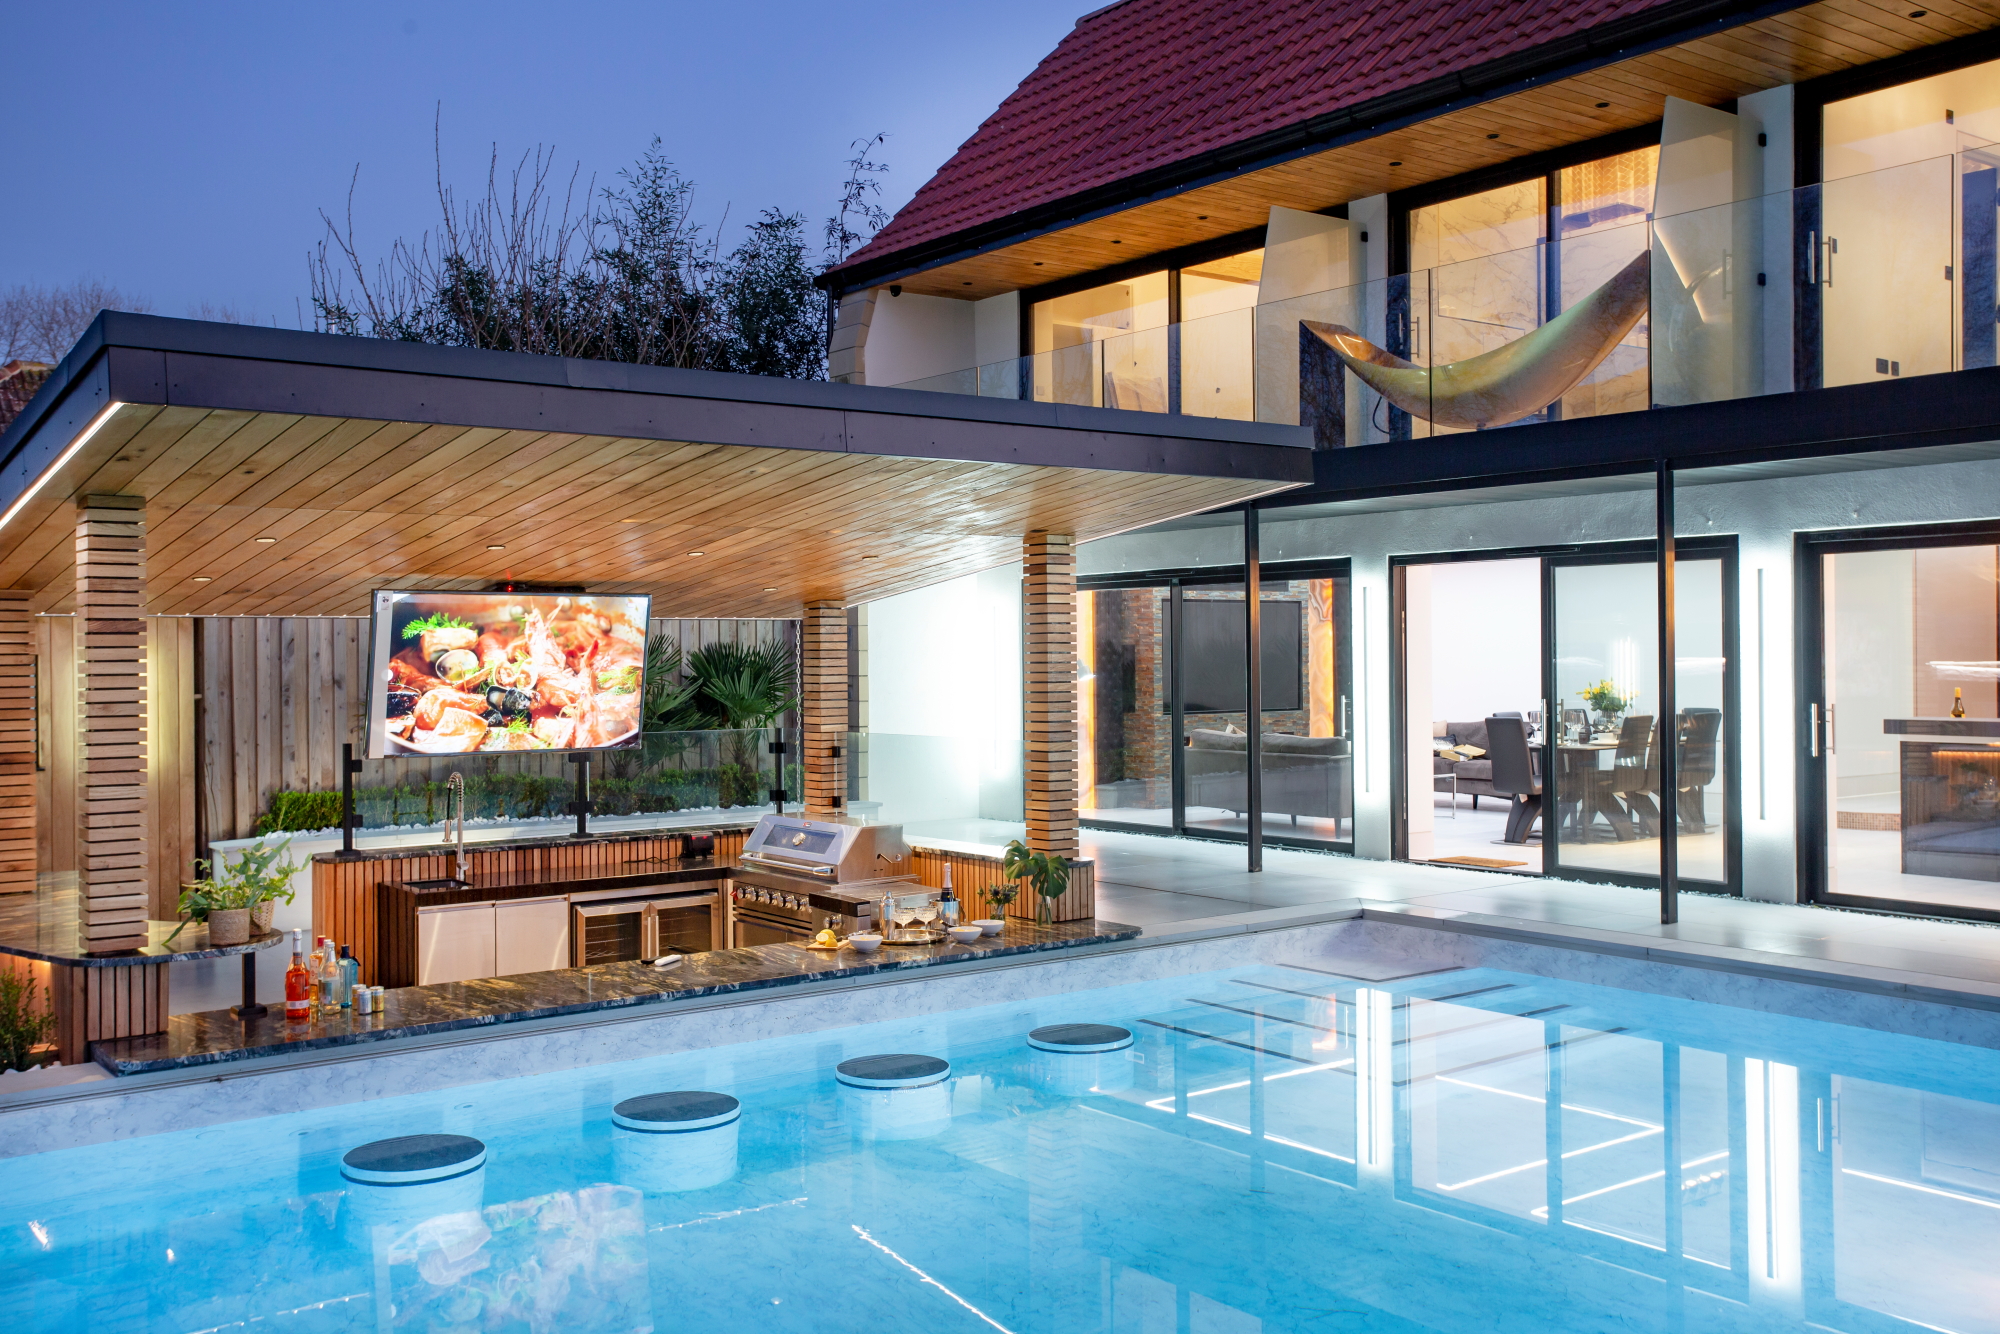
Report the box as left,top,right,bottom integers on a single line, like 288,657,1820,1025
1580,679,1633,716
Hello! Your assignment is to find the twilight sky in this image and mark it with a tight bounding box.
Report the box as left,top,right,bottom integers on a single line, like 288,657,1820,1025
0,1,1086,328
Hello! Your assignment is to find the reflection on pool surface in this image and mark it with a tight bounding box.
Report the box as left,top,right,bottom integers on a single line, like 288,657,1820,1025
5,963,1999,1333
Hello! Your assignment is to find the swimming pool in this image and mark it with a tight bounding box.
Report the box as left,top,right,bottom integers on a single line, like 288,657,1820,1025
4,961,1997,1333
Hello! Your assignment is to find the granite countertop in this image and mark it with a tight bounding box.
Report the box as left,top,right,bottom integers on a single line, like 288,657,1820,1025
384,856,732,902
0,920,287,968
91,918,1141,1074
311,822,754,864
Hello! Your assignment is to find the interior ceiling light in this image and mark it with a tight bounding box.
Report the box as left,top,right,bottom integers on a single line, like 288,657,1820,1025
255,536,277,543
487,544,505,550
619,517,641,523
687,550,705,556
762,586,777,592
193,576,212,582
0,402,121,536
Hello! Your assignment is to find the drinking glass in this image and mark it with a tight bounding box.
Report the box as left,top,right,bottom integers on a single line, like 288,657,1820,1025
913,897,939,936
893,899,920,937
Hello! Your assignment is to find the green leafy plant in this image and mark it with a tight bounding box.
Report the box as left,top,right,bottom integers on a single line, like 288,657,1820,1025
256,789,344,834
645,636,799,731
164,840,299,944
1002,840,1070,925
0,969,55,1073
402,611,472,641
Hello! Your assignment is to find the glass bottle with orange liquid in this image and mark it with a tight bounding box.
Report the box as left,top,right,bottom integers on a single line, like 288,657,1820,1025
285,929,314,1024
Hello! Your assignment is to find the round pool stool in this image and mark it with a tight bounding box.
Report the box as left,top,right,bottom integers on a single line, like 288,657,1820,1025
1028,1023,1134,1054
613,1091,742,1133
835,1053,951,1089
340,1133,487,1185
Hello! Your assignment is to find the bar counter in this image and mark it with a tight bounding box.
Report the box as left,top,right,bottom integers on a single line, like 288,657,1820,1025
90,917,1139,1075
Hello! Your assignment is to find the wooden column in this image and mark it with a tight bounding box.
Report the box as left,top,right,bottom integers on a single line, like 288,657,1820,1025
801,600,847,815
1024,532,1079,860
0,591,33,896
76,496,150,952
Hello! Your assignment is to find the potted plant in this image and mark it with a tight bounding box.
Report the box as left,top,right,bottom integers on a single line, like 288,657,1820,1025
982,876,1021,919
1002,840,1071,925
0,969,55,1073
234,837,299,934
166,861,260,947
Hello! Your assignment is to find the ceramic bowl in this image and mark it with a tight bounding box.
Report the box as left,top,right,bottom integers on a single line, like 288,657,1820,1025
847,933,883,955
972,919,1003,936
946,925,983,945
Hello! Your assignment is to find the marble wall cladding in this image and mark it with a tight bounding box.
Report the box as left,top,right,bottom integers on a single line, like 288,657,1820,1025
10,916,2000,1158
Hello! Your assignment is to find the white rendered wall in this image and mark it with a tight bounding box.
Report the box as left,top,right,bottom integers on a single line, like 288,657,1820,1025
859,563,1023,825
973,291,1020,369
862,290,976,387
1080,453,2000,900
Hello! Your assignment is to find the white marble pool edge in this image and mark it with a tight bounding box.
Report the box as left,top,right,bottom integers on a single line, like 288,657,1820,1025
6,905,2000,1160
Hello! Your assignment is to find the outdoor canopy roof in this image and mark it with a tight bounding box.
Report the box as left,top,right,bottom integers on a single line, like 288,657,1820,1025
0,314,1310,618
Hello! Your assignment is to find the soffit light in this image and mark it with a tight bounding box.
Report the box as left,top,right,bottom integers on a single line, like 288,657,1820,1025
193,576,212,582
0,401,122,535
255,536,277,544
687,550,705,556
487,544,505,550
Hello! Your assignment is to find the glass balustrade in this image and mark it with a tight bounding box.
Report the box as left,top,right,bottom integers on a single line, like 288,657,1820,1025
885,153,1998,443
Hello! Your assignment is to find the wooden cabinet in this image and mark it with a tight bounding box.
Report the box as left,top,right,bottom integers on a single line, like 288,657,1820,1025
417,902,498,986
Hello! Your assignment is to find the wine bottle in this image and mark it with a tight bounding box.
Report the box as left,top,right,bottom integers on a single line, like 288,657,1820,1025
1953,687,1966,719
939,865,959,927
284,930,313,1024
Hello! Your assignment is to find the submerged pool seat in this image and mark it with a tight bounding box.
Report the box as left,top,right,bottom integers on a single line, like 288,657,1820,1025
837,1054,953,1140
341,1134,487,1184
612,1091,741,1192
1028,1023,1133,1053
341,1135,490,1247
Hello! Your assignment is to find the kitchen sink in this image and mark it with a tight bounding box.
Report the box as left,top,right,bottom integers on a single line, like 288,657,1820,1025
402,878,475,891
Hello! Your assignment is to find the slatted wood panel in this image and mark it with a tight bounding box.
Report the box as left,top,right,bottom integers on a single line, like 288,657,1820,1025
909,846,1095,923
197,616,797,841
310,829,749,986
34,615,195,917
0,407,1292,623
801,601,846,813
54,961,166,1065
75,497,149,950
888,1,2000,298
0,593,32,895
1023,533,1080,860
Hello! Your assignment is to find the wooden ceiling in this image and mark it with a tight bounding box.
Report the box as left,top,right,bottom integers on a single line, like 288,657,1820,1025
893,0,2000,298
0,404,1297,618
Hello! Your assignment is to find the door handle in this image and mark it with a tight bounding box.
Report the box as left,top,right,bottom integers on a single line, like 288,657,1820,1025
1809,703,1820,758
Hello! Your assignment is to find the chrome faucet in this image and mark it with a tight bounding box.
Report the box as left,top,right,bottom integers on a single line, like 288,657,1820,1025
445,771,468,882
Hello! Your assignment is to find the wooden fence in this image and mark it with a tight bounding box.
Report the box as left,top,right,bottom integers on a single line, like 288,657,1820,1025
194,616,796,843
28,614,792,917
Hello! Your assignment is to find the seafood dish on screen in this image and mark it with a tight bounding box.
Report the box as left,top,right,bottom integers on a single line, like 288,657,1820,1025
377,594,647,753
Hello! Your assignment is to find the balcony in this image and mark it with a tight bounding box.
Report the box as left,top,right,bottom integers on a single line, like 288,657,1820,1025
886,153,2000,447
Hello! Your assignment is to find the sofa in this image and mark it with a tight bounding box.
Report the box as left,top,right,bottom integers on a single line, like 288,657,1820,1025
1433,718,1509,808
1185,728,1352,831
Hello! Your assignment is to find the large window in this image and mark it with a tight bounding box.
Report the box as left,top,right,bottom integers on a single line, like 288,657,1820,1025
1079,566,1352,850
1029,249,1264,415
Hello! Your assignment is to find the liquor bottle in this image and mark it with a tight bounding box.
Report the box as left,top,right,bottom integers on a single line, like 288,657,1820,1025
318,939,341,1014
285,930,313,1024
939,865,959,927
338,946,359,1008
1953,687,1966,719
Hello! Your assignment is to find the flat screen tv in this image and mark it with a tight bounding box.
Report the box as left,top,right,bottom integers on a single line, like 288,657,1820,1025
366,590,652,757
1178,598,1302,713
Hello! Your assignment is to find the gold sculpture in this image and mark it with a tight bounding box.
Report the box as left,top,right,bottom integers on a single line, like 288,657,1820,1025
1303,250,1651,429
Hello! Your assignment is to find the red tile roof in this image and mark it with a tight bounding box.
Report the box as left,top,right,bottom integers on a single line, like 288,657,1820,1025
834,0,1710,281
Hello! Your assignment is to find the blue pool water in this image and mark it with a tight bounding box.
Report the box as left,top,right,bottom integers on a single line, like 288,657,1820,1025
5,962,2000,1333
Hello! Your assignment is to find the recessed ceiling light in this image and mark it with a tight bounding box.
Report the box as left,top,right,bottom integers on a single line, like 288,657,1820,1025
762,586,777,592
688,550,705,557
1198,215,1209,220
1596,100,1610,108
620,517,641,523
1389,160,1402,167
963,281,972,285
255,536,276,543
1486,132,1500,139
1910,7,1926,15
863,554,880,560
193,576,211,582
1111,240,1121,245
1034,261,1044,266
487,544,505,550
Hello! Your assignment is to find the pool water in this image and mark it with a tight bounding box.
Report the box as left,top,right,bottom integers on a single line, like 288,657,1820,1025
5,962,1999,1333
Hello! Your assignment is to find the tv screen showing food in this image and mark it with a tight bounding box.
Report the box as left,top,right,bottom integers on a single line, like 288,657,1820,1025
366,591,651,757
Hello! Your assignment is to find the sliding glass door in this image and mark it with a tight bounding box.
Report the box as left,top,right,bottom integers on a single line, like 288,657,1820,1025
1081,566,1353,851
1397,541,1736,891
